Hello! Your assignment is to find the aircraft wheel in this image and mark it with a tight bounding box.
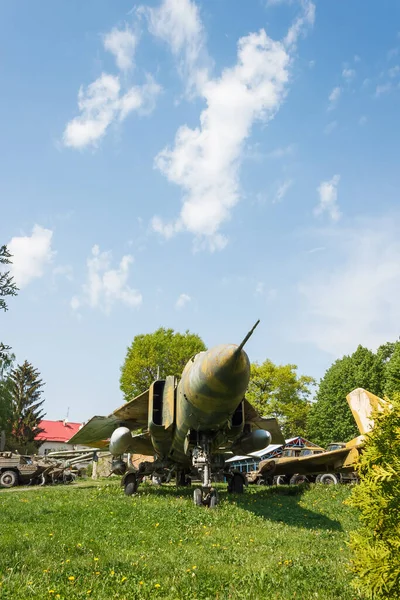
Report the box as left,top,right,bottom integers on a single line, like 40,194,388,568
230,473,244,494
274,475,288,486
289,474,309,485
124,474,138,496
320,473,340,485
315,474,322,484
0,470,18,488
209,491,218,509
193,488,203,506
256,478,266,486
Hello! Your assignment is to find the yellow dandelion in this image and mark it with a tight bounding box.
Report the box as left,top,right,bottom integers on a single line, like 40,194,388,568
110,570,115,576
95,572,100,575
49,591,55,595
186,569,191,573
192,566,197,570
94,557,99,561
155,583,161,588
65,559,70,564
49,533,54,537
43,569,50,573
139,581,144,585
87,591,92,595
28,581,33,585
155,523,159,527
68,576,75,581
121,577,127,583
77,543,82,548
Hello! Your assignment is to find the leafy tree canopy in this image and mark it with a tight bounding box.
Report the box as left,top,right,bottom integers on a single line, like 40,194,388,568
7,360,45,452
348,393,400,599
120,328,206,401
306,345,386,447
246,360,315,439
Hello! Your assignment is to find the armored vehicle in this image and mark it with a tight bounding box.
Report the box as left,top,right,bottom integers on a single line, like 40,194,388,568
0,452,48,487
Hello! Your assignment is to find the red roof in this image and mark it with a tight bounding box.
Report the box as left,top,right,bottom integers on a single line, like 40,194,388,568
35,420,82,443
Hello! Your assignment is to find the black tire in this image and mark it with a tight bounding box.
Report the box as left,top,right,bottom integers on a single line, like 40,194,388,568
209,493,218,508
274,475,288,486
315,474,322,484
0,470,18,488
193,488,202,506
289,474,309,485
320,473,340,485
124,474,138,496
231,473,244,494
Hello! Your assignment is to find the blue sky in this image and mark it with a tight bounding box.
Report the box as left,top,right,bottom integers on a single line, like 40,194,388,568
1,0,400,422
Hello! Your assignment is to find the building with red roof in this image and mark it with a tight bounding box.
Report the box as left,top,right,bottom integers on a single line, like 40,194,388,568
35,420,87,455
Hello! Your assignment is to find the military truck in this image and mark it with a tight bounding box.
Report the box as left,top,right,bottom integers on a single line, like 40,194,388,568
0,452,48,487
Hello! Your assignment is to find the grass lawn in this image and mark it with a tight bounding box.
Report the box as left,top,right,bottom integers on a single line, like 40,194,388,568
0,480,362,600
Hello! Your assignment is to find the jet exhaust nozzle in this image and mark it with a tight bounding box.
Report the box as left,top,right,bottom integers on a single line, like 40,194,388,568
109,427,132,456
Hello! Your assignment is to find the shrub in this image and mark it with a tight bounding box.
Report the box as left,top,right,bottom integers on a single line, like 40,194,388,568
347,393,400,599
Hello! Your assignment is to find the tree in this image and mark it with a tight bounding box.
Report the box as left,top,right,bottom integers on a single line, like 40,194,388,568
0,354,14,446
120,328,206,401
383,342,400,399
7,360,45,452
306,345,384,447
0,245,18,363
246,360,315,439
347,394,400,599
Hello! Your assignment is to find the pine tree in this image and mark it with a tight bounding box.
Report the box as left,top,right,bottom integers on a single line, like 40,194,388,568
0,245,18,363
8,360,45,451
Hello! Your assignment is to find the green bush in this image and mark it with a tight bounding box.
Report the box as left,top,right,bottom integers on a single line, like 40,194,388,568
347,393,400,599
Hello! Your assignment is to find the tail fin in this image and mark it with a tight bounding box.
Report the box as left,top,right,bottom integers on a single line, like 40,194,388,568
346,388,389,435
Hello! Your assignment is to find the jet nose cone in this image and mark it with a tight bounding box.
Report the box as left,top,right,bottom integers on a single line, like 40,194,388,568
207,344,250,393
183,344,251,418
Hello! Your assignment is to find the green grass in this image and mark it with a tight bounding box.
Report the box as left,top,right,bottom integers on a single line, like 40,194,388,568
0,480,362,600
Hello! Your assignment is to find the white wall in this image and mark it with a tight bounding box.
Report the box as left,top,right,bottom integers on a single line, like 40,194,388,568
38,442,90,455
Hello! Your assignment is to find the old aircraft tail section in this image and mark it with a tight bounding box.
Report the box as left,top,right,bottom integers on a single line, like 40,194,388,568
346,388,389,436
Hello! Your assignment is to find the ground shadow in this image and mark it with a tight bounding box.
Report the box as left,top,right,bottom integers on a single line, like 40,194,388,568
131,482,343,531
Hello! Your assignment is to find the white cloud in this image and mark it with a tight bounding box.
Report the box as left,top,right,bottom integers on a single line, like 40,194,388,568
298,217,400,356
141,0,210,94
152,1,315,250
375,83,392,97
323,120,337,135
267,143,295,159
72,245,142,313
314,174,341,222
274,179,293,203
328,86,341,110
103,26,137,71
63,73,161,149
354,54,361,63
359,115,367,126
342,68,355,80
53,265,73,282
388,65,400,78
7,225,54,288
175,293,191,309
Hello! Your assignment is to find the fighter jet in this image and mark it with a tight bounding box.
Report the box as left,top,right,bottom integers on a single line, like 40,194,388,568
68,321,284,506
